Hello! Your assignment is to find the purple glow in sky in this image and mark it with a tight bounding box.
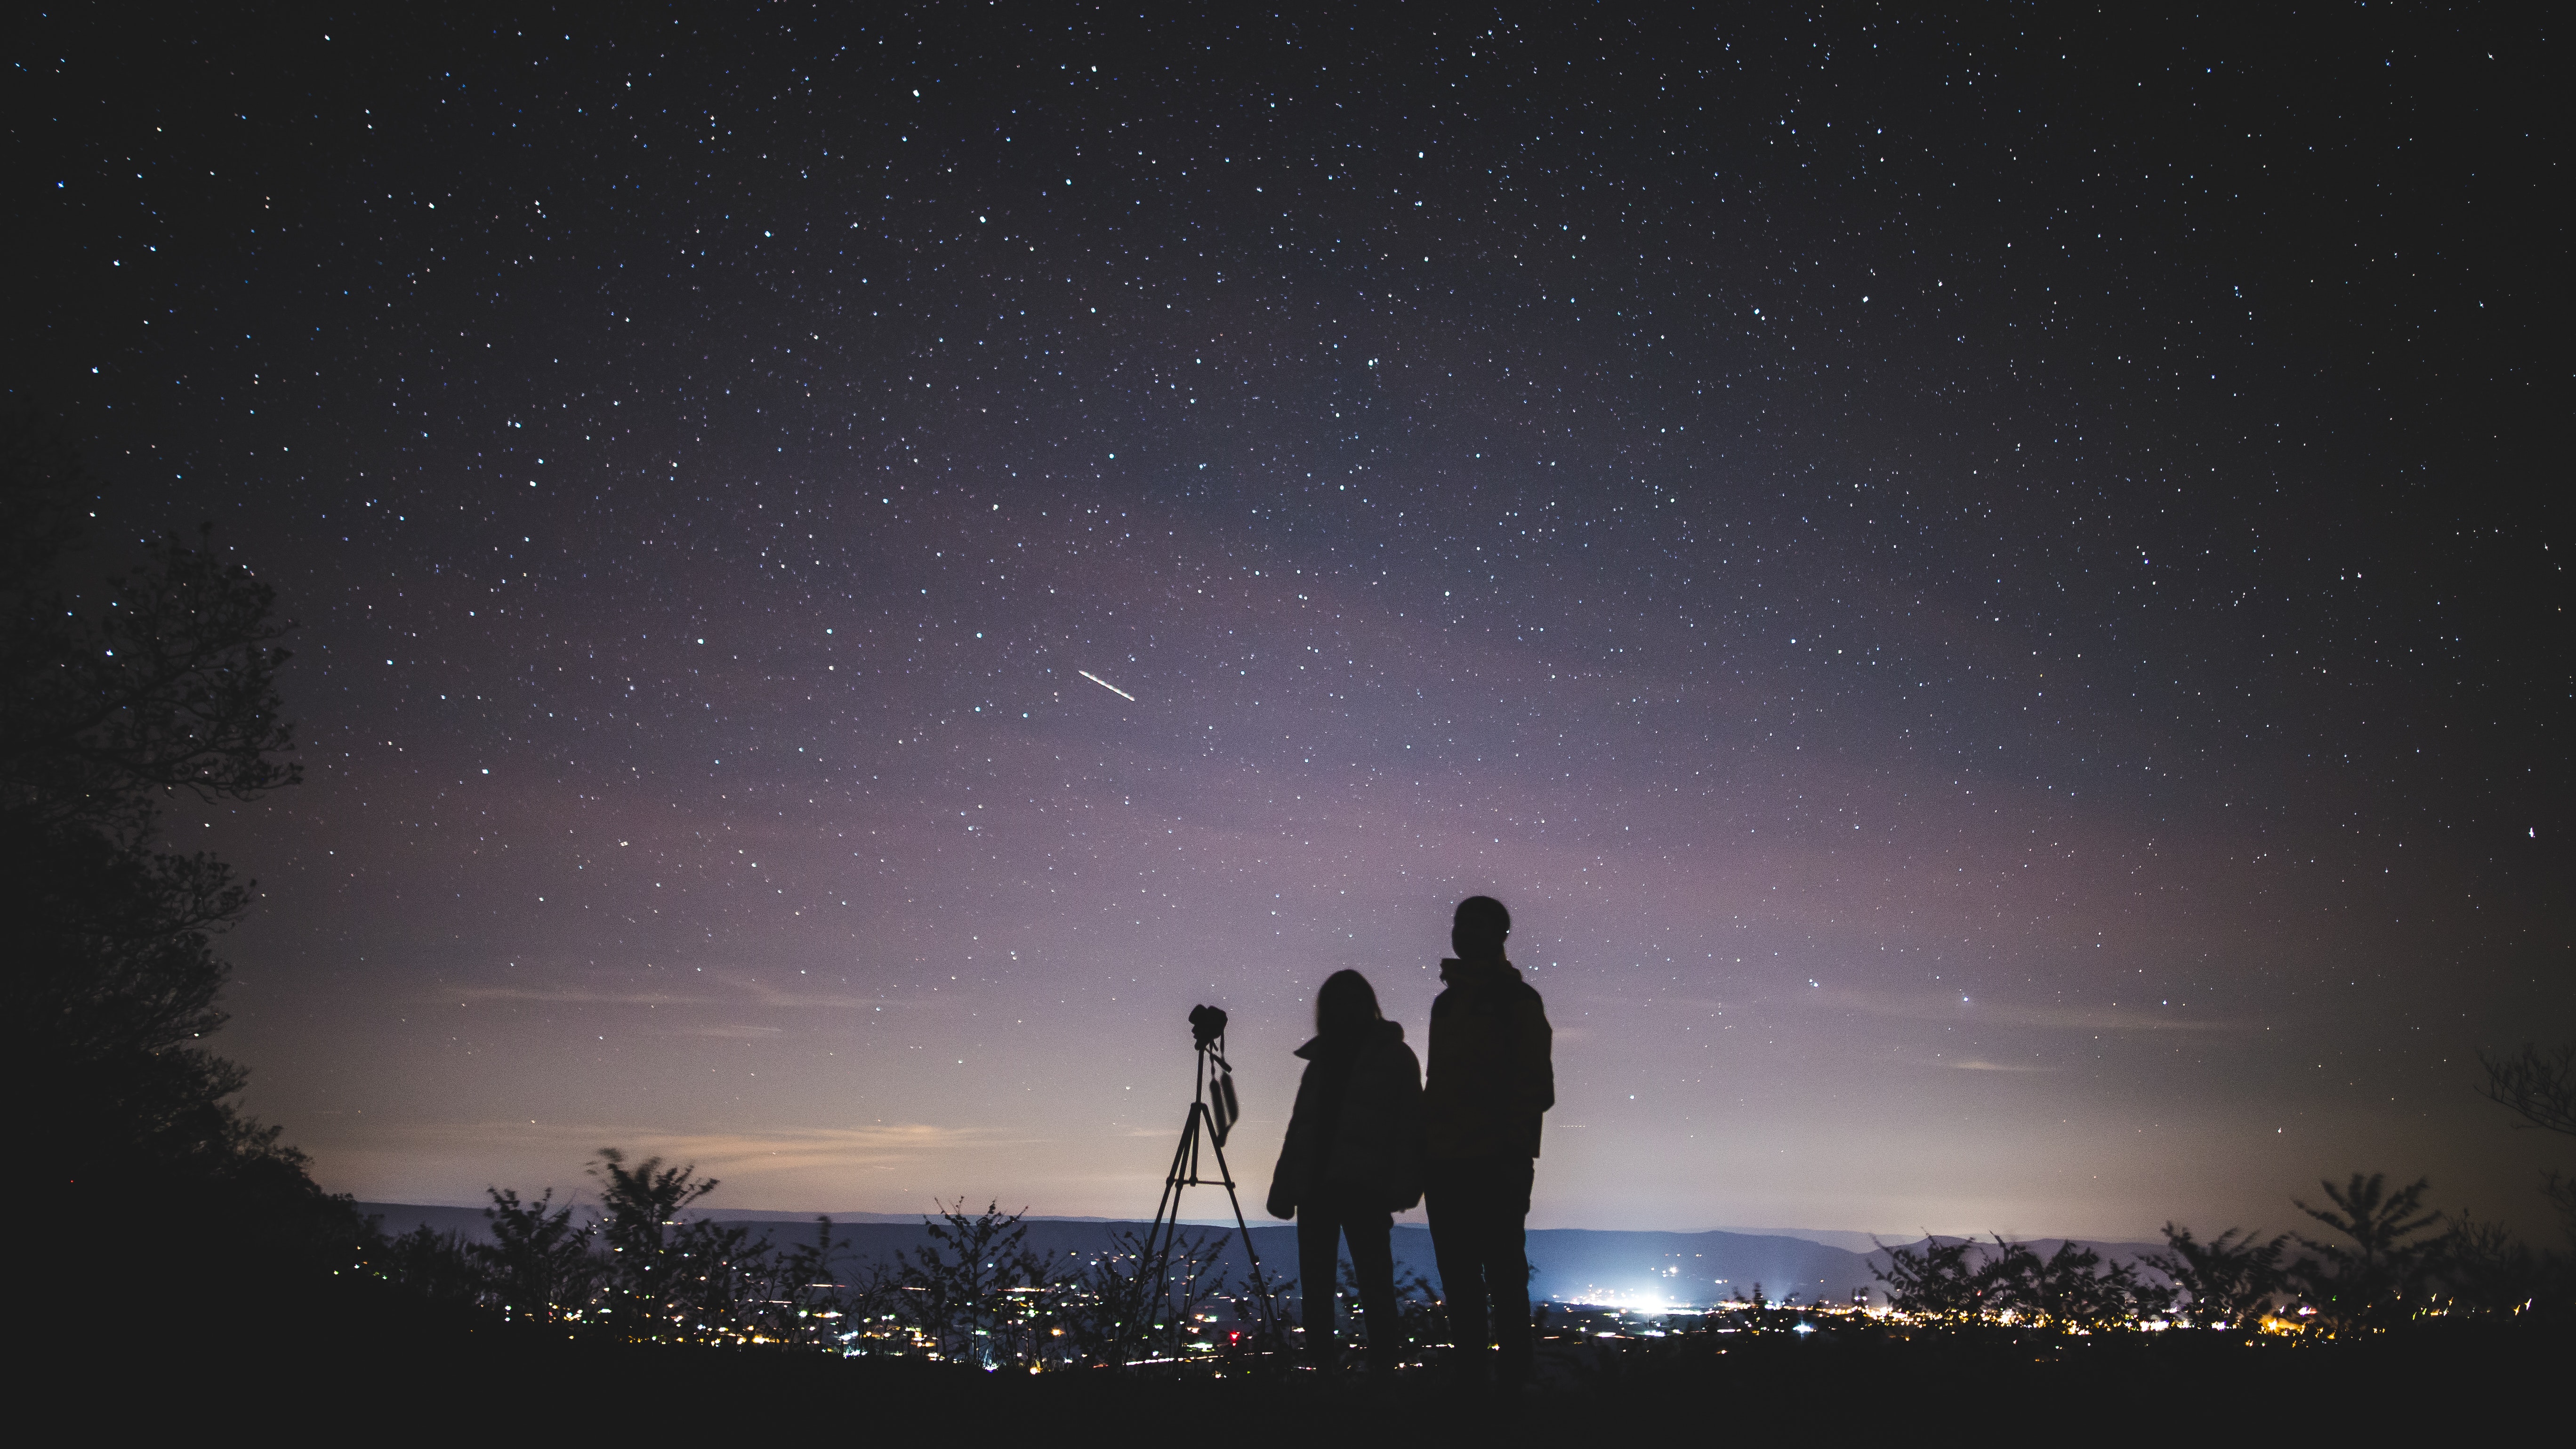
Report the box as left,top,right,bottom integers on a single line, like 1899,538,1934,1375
23,8,2566,1239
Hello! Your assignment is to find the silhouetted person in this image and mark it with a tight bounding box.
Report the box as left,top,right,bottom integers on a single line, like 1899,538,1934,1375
1423,895,1554,1387
1267,969,1423,1373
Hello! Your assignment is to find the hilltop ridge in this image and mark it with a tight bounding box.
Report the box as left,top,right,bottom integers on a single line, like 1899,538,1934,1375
358,1203,2162,1309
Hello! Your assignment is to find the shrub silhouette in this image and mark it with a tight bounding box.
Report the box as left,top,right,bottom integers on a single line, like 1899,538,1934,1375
2289,1173,2446,1334
2143,1226,2286,1331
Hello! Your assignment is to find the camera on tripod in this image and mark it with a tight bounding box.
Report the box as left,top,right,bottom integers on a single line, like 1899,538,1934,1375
1125,1000,1276,1359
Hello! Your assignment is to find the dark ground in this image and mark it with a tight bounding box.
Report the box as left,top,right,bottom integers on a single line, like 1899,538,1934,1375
74,1278,2560,1439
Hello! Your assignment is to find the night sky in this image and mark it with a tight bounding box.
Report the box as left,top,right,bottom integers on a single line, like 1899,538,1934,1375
20,7,2568,1240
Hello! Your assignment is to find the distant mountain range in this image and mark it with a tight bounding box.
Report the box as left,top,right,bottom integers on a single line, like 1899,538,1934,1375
358,1203,2163,1310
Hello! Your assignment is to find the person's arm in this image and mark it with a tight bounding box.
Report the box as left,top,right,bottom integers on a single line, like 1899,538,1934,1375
1389,1042,1425,1210
1515,991,1555,1118
1266,1064,1313,1219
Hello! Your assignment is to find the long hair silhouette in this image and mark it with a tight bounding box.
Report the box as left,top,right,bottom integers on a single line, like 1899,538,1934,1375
1314,968,1384,1037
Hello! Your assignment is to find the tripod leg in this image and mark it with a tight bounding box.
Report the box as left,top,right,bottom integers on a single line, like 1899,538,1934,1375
1125,1103,1202,1365
1117,1046,1229,1368
1204,1130,1281,1348
1146,1106,1194,1246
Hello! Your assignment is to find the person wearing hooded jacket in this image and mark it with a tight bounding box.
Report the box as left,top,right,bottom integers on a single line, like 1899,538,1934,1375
1423,894,1554,1387
1266,969,1423,1372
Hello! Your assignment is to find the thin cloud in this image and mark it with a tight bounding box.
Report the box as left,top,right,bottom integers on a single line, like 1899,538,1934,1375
719,975,936,1011
388,1121,1014,1175
451,985,708,1006
441,978,924,1012
1796,988,2251,1034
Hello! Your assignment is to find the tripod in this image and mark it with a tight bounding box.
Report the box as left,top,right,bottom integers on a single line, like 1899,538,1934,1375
1125,1009,1278,1363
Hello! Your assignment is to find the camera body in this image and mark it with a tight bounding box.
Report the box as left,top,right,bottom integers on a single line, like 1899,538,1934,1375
1188,1003,1228,1051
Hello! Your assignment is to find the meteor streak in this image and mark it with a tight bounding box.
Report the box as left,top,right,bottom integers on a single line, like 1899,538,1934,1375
1079,669,1136,702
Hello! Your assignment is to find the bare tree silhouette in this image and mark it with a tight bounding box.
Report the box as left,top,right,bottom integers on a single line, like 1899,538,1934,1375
5,411,343,1278
899,1199,1048,1366
2479,1042,2576,1245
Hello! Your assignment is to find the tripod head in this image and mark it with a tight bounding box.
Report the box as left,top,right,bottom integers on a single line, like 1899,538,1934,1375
1183,1004,1241,1146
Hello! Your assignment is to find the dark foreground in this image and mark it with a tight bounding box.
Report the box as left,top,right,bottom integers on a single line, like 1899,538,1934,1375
68,1282,2558,1440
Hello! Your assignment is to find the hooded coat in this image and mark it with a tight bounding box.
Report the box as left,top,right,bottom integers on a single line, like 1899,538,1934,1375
1422,958,1554,1161
1265,1018,1425,1218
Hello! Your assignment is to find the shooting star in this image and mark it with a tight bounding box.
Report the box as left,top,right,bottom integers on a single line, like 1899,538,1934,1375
1078,669,1137,702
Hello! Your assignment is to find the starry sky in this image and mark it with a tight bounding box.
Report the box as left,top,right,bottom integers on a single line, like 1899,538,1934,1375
19,7,2568,1239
